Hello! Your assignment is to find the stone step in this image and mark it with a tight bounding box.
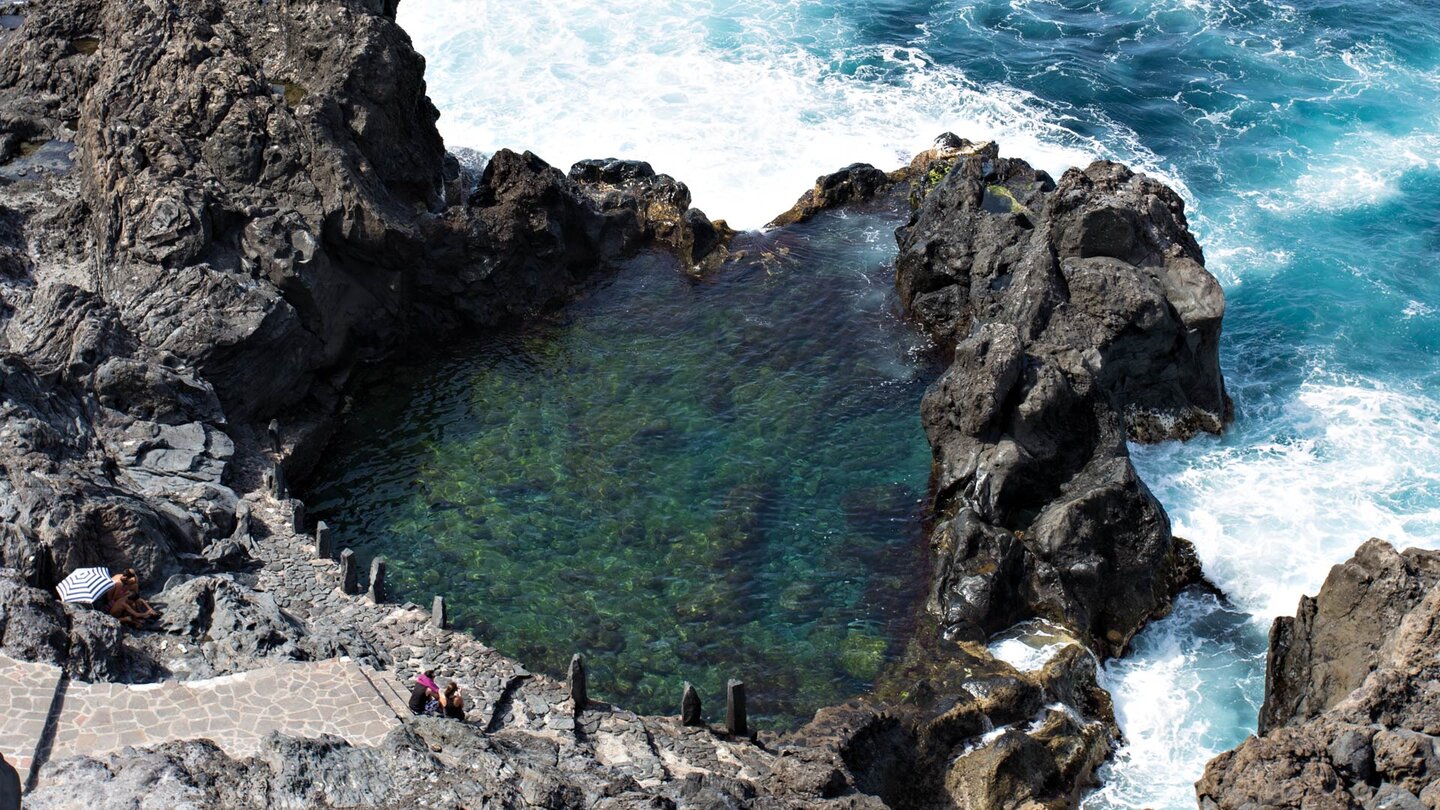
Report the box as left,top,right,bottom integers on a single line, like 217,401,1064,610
356,664,413,720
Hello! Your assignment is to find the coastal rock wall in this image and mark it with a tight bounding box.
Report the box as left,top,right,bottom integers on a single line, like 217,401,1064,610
1199,539,1440,809
758,138,1227,808
0,0,725,587
896,137,1225,656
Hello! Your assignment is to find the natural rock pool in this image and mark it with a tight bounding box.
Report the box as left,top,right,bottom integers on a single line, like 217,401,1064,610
308,204,940,727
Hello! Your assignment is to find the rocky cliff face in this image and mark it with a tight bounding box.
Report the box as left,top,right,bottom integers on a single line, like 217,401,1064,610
1199,539,1440,809
753,136,1228,808
0,0,725,594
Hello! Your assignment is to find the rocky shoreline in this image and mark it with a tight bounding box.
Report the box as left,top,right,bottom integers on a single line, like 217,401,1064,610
1198,540,1440,809
0,0,1428,807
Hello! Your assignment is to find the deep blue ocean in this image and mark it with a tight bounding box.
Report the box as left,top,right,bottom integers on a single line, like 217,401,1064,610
381,1,1440,805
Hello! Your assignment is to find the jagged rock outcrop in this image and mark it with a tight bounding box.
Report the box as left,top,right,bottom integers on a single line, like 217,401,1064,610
745,136,1224,807
769,163,893,227
765,138,1224,665
890,136,1224,658
1199,539,1440,809
27,722,795,810
0,0,727,587
778,639,1115,809
148,574,378,678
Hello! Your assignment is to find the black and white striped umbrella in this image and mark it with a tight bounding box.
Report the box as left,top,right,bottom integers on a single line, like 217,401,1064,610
55,567,115,604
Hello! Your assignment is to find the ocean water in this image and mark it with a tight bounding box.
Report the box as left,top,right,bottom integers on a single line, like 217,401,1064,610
383,0,1439,804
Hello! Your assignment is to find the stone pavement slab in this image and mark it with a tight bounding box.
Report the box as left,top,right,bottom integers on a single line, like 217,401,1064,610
46,657,402,764
0,654,62,786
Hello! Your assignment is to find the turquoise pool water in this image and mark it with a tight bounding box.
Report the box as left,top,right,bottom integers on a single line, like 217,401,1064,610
308,206,939,727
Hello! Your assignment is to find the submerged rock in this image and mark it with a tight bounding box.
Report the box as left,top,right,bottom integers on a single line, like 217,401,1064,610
1199,539,1440,810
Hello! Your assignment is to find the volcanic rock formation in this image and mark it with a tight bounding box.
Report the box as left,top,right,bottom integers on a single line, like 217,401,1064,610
0,0,727,594
0,0,1235,806
752,133,1229,808
1199,539,1440,809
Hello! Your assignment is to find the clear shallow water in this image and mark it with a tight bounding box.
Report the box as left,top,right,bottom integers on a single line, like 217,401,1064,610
308,210,937,728
391,0,1440,803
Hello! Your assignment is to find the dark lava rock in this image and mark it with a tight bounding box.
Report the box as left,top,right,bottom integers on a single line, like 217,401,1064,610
769,163,893,227
27,719,874,809
0,568,132,680
149,575,373,678
0,0,1232,806
0,0,729,592
895,137,1225,657
776,639,1116,809
1199,540,1440,809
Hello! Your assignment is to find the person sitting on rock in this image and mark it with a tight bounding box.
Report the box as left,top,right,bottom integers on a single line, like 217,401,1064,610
120,569,161,623
104,572,146,628
409,670,441,716
441,681,465,721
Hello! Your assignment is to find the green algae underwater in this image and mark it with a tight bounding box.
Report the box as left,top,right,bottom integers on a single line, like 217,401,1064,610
307,205,940,728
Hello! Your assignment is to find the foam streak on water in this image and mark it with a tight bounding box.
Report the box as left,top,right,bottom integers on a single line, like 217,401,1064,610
396,0,1440,805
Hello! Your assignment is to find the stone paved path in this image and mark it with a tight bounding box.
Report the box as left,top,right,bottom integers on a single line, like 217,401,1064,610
236,487,780,789
0,653,403,787
0,655,61,785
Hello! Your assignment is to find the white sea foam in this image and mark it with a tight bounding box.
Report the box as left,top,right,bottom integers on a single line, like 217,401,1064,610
987,619,1080,672
1404,300,1436,319
396,0,1159,228
1135,373,1440,620
1085,364,1440,810
1250,113,1440,214
1083,593,1266,809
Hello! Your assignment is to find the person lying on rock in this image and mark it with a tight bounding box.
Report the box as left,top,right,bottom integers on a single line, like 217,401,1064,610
441,681,465,722
409,670,442,716
120,569,161,622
